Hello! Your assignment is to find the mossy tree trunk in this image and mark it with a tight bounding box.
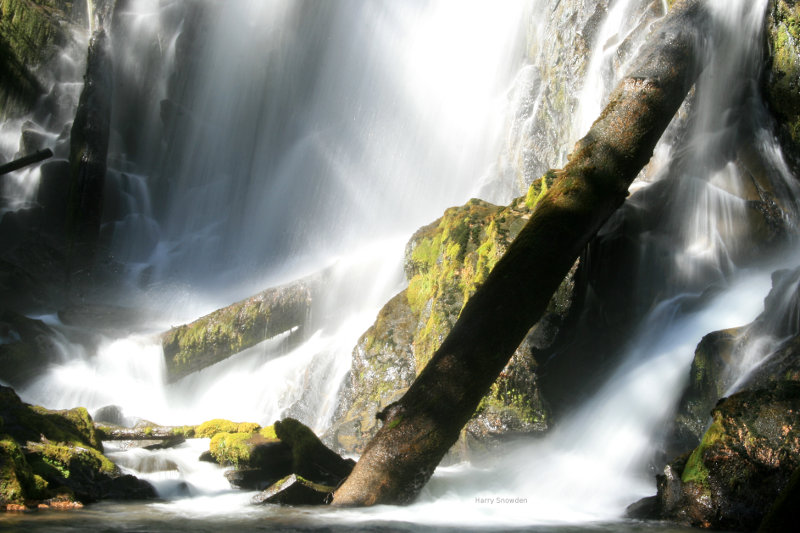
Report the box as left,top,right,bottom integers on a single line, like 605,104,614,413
332,0,708,506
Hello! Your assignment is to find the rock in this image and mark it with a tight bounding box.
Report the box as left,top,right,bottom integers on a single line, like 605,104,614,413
0,384,155,506
765,0,800,174
251,474,334,506
143,435,185,451
0,0,82,119
669,266,800,456
0,309,62,388
274,418,355,486
652,382,800,531
37,159,71,238
161,277,317,382
65,24,113,272
92,405,127,427
328,178,572,456
758,464,800,532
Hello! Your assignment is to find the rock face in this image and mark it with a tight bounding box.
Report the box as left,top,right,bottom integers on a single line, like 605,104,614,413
161,277,317,382
0,384,155,509
765,0,800,174
65,21,112,272
653,383,800,531
670,267,800,456
0,0,87,119
634,266,800,529
0,309,62,388
328,177,575,457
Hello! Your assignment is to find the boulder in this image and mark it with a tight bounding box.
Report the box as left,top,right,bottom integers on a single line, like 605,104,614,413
251,474,333,506
328,178,572,456
649,382,800,531
669,266,800,456
0,384,155,508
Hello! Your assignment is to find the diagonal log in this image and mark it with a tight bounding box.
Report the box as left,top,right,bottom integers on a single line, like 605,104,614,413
332,0,708,506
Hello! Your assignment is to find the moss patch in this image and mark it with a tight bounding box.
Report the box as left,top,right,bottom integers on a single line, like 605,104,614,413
195,419,261,438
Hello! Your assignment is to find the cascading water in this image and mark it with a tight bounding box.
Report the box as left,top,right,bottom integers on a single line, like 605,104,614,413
4,0,800,531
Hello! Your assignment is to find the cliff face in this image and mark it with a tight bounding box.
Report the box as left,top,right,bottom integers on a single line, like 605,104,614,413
0,0,87,120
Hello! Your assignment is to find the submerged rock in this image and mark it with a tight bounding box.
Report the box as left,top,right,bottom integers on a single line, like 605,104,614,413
251,474,333,506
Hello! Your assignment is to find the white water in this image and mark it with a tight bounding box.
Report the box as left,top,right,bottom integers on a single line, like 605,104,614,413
5,0,800,529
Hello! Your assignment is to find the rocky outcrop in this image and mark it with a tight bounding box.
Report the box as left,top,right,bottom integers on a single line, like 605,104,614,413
765,0,800,174
0,0,87,119
669,266,800,456
328,177,574,457
0,384,155,509
484,0,666,199
65,19,112,272
649,382,800,531
161,276,318,382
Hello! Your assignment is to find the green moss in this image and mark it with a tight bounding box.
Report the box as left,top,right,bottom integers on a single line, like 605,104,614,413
1,436,36,504
195,419,261,438
259,425,278,440
209,432,253,467
682,416,726,488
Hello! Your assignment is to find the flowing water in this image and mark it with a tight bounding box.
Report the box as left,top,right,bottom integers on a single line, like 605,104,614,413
2,0,799,531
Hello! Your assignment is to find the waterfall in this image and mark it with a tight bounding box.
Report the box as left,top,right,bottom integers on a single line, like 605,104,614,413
4,0,800,529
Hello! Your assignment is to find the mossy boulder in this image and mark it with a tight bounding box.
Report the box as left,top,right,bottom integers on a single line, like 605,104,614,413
251,474,334,506
670,266,800,456
161,278,315,382
652,382,800,531
205,418,353,492
329,176,575,456
765,0,800,173
0,384,154,508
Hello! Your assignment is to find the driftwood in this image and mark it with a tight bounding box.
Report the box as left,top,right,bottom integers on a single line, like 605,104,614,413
0,148,53,176
332,0,708,506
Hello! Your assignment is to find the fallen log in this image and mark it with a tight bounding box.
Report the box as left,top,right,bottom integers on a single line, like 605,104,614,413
161,273,324,382
0,148,53,176
332,0,708,506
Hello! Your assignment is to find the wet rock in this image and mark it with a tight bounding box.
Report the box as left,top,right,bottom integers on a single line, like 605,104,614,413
92,405,127,427
66,24,113,272
0,310,62,388
274,418,355,486
765,0,800,174
328,180,571,456
669,266,800,456
37,159,71,238
652,382,800,531
0,384,155,506
251,474,333,506
758,464,800,532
